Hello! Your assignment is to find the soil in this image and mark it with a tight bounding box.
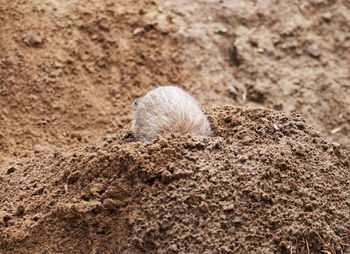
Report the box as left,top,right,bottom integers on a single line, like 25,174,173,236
0,0,349,253
1,106,349,253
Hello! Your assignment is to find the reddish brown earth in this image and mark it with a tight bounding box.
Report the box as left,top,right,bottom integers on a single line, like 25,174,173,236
1,106,349,253
0,0,350,253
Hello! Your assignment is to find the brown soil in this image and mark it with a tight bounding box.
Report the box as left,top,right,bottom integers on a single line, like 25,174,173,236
0,0,350,253
1,106,349,253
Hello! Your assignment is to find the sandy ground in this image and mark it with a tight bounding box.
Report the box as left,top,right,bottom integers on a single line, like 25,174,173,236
0,0,349,253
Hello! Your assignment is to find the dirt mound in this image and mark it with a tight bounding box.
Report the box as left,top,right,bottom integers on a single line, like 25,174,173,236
1,0,350,253
1,106,349,253
1,0,350,168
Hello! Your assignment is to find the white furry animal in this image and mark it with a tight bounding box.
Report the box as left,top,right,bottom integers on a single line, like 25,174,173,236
132,86,212,142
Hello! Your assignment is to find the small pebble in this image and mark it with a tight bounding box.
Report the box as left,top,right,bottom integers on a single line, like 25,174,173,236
322,12,332,21
133,27,144,36
220,246,231,252
27,33,43,46
168,244,178,251
307,44,320,58
216,26,228,34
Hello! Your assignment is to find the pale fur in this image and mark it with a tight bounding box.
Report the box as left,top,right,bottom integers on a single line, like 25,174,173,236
133,86,212,142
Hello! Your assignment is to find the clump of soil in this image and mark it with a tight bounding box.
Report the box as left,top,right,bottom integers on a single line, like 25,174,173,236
1,106,349,253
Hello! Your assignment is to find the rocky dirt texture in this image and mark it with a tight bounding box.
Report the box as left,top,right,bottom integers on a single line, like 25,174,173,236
0,0,350,253
164,0,350,149
1,106,349,253
0,0,189,166
1,0,350,167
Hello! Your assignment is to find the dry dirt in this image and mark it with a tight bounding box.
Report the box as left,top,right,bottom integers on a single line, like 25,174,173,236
0,0,350,253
